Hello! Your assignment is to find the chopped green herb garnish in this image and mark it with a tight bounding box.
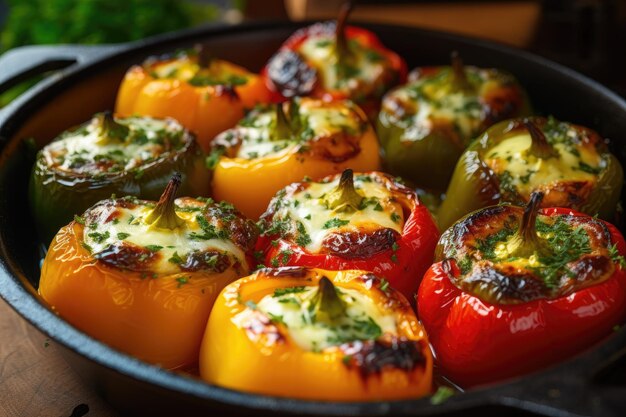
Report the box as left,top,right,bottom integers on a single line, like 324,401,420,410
430,386,455,405
175,276,189,288
117,232,130,240
322,218,350,229
87,231,110,243
168,251,184,264
273,286,307,297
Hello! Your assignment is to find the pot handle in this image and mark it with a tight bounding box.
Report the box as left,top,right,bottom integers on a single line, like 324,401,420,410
0,44,119,97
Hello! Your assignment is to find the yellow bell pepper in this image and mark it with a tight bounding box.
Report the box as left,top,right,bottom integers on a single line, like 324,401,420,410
199,267,433,401
115,47,271,152
210,98,381,219
39,175,258,370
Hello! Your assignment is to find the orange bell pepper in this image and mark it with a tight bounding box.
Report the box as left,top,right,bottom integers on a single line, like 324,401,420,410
199,267,433,401
209,98,381,219
115,47,271,151
39,175,258,370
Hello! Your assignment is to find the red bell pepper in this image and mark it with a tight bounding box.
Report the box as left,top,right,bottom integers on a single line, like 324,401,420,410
256,170,439,302
262,4,407,119
418,192,626,388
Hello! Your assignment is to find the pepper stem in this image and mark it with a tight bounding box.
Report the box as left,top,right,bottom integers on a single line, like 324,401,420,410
451,51,471,92
145,173,185,230
95,111,130,144
274,102,293,140
311,276,346,322
526,120,558,159
325,169,364,213
195,43,213,68
335,2,354,61
505,192,552,258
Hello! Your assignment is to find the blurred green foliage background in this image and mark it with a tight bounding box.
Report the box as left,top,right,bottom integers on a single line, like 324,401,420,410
0,0,242,106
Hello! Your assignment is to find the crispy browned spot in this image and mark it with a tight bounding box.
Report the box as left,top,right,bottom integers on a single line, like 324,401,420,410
304,132,361,163
260,266,309,278
531,180,595,211
341,337,427,377
94,242,157,272
180,250,231,273
213,84,239,100
321,228,398,258
481,83,525,127
267,49,318,97
239,309,284,345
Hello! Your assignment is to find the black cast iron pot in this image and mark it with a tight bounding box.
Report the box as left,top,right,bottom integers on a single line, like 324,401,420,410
0,21,625,417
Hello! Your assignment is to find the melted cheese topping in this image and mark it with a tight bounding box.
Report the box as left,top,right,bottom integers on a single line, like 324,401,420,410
256,285,396,351
83,202,245,275
298,35,391,94
484,133,604,196
151,57,250,86
382,67,514,142
272,175,404,253
234,99,363,160
45,116,185,176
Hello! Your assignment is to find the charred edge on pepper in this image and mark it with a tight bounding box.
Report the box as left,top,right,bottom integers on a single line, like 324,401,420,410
322,228,399,258
342,337,427,377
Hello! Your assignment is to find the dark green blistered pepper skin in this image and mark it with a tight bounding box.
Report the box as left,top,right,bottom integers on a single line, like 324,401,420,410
437,117,623,230
377,65,531,191
29,115,210,243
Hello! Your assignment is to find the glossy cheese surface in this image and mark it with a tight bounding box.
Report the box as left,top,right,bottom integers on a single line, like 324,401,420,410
273,175,404,253
82,199,246,275
298,35,389,92
44,116,186,176
484,132,604,197
233,99,364,160
256,285,397,351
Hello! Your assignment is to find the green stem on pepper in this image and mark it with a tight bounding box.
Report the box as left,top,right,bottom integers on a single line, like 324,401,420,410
526,120,558,159
451,51,471,92
335,2,354,62
195,43,213,68
506,191,552,259
145,173,185,229
325,169,364,213
310,276,346,322
95,111,130,144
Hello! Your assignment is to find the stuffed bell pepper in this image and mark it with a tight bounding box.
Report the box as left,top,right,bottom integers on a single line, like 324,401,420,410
256,169,439,301
29,112,208,243
200,267,433,400
418,192,626,387
437,116,623,230
209,97,381,219
263,3,406,119
377,52,531,191
115,46,271,151
39,174,258,370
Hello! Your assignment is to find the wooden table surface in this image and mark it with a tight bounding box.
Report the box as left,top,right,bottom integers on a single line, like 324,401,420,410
0,298,119,417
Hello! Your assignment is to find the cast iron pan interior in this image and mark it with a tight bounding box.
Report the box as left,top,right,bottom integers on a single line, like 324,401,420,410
0,21,625,417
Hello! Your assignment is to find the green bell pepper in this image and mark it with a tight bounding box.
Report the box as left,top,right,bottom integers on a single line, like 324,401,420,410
437,116,623,230
377,53,531,191
29,112,210,243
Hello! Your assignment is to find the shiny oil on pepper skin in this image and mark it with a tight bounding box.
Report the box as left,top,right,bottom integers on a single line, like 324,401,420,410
263,4,406,119
39,175,258,370
437,117,623,230
115,46,271,151
377,52,531,191
256,169,439,302
199,267,433,400
209,98,381,220
418,192,626,388
29,112,209,243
